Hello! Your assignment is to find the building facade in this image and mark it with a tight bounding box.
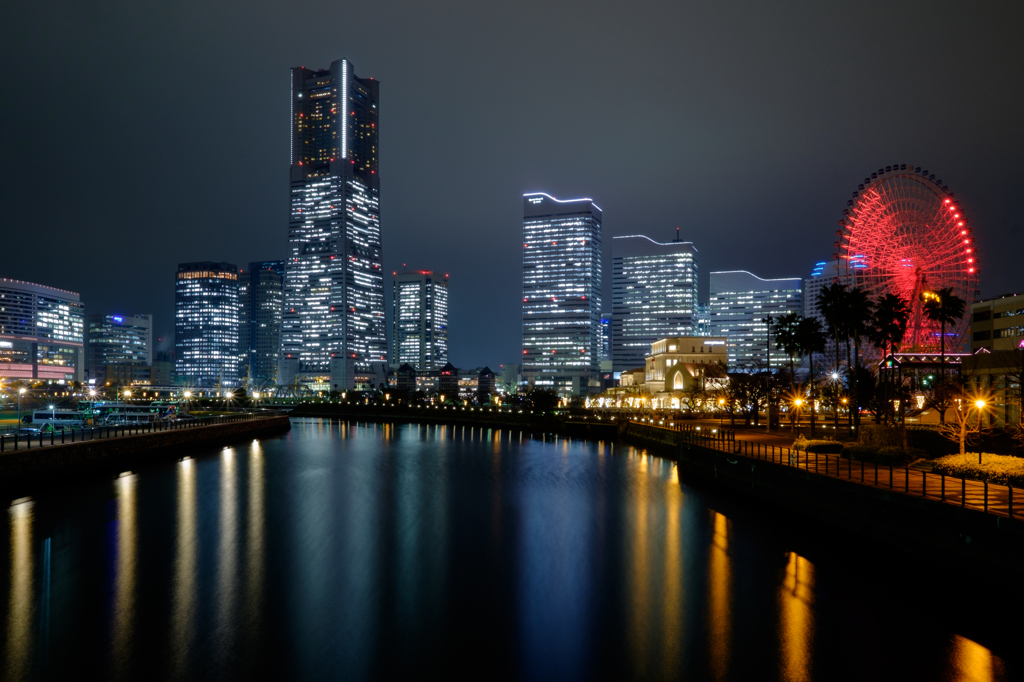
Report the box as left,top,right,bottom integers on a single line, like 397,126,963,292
643,336,729,393
611,234,698,372
393,269,449,371
239,261,284,386
521,192,602,395
709,270,802,370
0,278,85,382
85,314,152,381
803,259,848,326
970,293,1024,353
280,58,386,392
174,262,239,388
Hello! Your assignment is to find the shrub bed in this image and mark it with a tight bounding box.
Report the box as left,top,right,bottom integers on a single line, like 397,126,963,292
841,445,921,466
932,453,1024,487
793,436,844,454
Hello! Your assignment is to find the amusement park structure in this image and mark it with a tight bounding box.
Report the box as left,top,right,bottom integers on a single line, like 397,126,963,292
835,164,980,353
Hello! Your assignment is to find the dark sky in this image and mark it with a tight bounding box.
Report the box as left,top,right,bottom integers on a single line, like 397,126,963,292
2,0,1022,368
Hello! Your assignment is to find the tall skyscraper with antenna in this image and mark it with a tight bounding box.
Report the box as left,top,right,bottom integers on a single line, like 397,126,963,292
280,59,386,390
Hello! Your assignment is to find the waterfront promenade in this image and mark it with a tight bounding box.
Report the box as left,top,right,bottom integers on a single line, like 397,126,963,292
629,419,1022,521
0,412,290,491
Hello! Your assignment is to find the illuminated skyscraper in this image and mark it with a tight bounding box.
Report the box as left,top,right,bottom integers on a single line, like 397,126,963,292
392,269,449,371
611,233,698,372
86,314,153,380
174,262,239,387
280,59,385,391
708,270,802,370
239,261,284,386
521,192,602,396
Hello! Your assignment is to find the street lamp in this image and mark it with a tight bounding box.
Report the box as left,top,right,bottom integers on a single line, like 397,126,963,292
718,397,726,426
18,387,26,427
793,398,804,434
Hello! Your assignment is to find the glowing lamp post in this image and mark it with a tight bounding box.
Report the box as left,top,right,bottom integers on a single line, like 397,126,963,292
793,398,804,434
18,387,26,427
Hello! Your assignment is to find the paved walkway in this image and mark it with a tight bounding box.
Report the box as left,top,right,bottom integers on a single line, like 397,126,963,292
650,422,1022,521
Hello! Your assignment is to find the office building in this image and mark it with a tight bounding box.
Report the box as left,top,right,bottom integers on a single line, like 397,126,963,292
239,261,284,385
521,192,602,395
393,269,449,371
85,314,153,381
0,278,85,382
803,259,849,325
709,270,802,370
970,293,1024,353
280,58,386,391
611,233,698,372
175,262,239,388
599,312,612,361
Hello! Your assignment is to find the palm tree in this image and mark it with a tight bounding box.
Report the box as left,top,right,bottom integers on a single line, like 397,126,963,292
922,287,967,377
870,293,910,359
773,312,801,388
795,316,827,436
817,282,849,371
870,293,910,426
845,287,874,430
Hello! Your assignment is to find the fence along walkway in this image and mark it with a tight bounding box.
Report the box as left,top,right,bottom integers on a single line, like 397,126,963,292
0,412,286,454
637,420,1021,522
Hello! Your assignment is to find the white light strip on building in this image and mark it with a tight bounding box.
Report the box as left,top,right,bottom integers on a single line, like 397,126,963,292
523,192,602,212
340,60,347,161
290,69,294,163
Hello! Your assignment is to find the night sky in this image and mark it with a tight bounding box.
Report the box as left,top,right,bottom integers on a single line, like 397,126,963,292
2,0,1021,368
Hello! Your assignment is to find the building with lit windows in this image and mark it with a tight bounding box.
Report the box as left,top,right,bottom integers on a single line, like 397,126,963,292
174,262,239,388
85,314,153,381
0,278,85,382
611,233,698,372
280,58,386,391
599,312,612,361
239,261,284,386
393,269,448,371
709,270,802,370
803,259,848,326
521,192,602,395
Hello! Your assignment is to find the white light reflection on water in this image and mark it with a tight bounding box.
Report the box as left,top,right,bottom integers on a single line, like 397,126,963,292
5,498,33,682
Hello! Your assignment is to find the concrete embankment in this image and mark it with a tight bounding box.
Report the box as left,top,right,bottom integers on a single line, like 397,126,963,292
622,421,1024,604
0,416,290,492
288,404,621,440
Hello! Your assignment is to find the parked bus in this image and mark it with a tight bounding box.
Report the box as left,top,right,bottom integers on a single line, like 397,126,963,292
31,410,86,430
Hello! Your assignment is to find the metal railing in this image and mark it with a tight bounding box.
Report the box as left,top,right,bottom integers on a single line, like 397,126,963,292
0,411,287,454
631,420,1019,522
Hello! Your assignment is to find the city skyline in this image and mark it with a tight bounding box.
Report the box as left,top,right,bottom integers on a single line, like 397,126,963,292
2,2,1022,370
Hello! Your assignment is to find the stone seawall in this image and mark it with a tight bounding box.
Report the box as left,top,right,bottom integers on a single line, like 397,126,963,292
290,405,621,440
622,421,1024,603
0,416,291,492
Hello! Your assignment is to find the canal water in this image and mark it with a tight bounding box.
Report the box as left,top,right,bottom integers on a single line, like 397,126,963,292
0,420,1011,681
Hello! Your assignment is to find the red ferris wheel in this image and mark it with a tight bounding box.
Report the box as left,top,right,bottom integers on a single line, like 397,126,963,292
836,164,979,352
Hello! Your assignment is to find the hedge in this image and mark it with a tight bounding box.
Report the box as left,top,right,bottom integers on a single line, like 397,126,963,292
932,453,1024,487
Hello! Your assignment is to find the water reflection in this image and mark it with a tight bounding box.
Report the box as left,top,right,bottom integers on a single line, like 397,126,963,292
0,423,1014,680
246,443,265,632
217,449,239,665
112,474,137,678
708,511,732,681
778,552,814,682
950,634,1002,682
171,458,197,675
5,499,33,682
